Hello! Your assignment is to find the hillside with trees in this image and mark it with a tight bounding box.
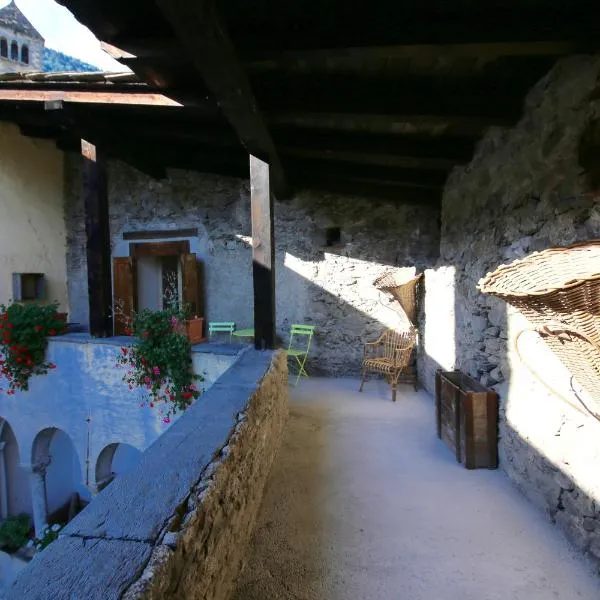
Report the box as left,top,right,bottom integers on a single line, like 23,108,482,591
43,48,100,73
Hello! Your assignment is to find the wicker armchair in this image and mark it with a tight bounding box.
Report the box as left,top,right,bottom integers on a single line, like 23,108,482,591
359,328,417,402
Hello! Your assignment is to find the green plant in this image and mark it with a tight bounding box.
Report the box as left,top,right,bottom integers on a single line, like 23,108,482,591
117,305,202,423
0,514,31,552
31,523,63,551
0,302,65,395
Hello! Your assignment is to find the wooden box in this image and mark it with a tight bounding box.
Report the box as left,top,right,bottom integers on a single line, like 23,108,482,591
435,370,498,469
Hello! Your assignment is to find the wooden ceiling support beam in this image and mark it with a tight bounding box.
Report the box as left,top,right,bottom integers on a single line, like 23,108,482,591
81,140,113,338
279,146,457,171
268,111,509,137
248,40,590,70
155,0,289,198
0,88,183,107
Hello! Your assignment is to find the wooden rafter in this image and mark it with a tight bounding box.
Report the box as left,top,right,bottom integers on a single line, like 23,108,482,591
154,0,289,198
267,112,510,137
0,89,183,106
248,40,591,71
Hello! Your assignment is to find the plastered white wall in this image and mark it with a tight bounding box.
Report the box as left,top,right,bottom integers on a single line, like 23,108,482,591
0,123,68,311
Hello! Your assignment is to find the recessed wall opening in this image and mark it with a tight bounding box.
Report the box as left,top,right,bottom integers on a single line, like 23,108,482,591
324,227,341,247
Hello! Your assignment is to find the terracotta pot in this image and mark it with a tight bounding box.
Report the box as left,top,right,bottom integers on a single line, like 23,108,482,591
178,317,205,344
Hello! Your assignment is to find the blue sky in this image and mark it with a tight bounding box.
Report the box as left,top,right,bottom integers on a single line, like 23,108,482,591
1,0,123,71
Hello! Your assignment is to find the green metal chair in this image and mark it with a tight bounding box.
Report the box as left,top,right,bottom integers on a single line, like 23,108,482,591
208,322,236,341
286,324,315,386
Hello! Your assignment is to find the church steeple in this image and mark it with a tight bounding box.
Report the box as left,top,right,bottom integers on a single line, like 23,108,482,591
0,1,44,41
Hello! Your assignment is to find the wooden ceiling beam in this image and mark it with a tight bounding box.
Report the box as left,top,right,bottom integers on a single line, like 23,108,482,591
270,129,475,161
0,88,183,107
267,112,508,137
279,146,457,171
294,174,442,206
101,39,181,60
248,40,591,71
155,0,289,198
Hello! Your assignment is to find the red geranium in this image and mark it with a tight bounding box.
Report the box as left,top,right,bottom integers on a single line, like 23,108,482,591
0,302,65,395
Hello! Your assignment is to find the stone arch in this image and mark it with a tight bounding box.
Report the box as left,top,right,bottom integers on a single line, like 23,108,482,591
95,443,142,490
0,37,7,58
10,40,18,61
0,418,32,519
20,44,28,64
31,427,84,517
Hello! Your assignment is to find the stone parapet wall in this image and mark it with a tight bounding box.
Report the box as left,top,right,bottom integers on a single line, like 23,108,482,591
6,350,288,599
64,160,440,376
419,55,600,564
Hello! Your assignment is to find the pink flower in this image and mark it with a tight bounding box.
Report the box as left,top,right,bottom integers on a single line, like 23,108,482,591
163,417,171,424
152,366,160,376
144,376,151,385
170,316,178,327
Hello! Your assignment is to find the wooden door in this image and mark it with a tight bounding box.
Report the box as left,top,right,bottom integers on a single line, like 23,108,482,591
181,253,200,318
113,257,136,335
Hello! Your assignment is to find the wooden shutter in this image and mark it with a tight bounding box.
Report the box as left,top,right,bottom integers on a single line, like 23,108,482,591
181,253,200,318
113,257,136,335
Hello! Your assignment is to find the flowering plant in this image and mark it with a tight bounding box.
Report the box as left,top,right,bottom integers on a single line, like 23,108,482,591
0,302,64,395
28,523,63,552
117,306,202,423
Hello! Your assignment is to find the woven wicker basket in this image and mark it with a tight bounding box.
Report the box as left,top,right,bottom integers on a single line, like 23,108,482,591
478,241,600,400
373,271,422,326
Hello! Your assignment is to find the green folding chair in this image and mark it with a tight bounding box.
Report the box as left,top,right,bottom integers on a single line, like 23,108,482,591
286,324,315,386
208,322,236,342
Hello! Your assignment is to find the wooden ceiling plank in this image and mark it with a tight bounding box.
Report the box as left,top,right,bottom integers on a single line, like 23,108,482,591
0,89,183,107
268,111,509,137
278,146,457,170
248,40,589,71
155,0,289,198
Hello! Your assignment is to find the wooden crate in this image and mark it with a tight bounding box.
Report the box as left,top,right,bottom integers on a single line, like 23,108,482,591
435,370,498,469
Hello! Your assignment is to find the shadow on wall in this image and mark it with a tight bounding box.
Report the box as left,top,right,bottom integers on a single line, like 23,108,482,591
420,247,600,564
63,156,441,378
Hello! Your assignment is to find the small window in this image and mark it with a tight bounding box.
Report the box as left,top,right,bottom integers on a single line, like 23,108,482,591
10,41,18,61
12,273,45,301
21,45,29,64
0,38,7,58
325,227,341,247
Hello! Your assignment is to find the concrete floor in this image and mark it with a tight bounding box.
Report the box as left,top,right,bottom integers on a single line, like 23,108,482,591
233,378,600,600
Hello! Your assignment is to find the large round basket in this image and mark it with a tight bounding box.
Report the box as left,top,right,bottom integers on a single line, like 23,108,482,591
373,271,422,326
477,241,600,400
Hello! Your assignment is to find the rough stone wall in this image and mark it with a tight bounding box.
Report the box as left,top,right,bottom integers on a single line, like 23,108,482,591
7,350,288,600
419,55,600,564
64,157,440,375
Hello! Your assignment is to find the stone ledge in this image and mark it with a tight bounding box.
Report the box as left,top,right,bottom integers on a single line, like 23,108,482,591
6,350,289,599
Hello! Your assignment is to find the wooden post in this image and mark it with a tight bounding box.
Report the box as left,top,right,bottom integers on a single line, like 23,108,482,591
82,139,112,337
251,155,275,350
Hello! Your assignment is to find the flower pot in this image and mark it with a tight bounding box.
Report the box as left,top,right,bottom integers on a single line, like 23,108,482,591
178,317,206,344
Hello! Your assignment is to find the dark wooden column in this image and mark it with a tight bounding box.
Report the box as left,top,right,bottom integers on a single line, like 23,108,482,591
82,139,112,337
250,155,275,350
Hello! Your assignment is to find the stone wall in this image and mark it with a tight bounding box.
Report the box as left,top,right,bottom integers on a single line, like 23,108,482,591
419,54,600,564
64,157,440,375
6,349,288,599
1,334,242,532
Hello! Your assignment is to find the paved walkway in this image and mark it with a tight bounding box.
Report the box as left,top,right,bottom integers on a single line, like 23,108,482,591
233,378,600,600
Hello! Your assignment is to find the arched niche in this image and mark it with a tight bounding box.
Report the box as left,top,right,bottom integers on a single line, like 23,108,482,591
95,443,142,491
0,418,32,519
31,427,84,516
